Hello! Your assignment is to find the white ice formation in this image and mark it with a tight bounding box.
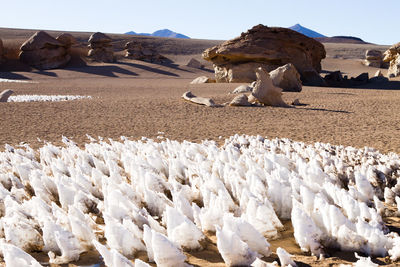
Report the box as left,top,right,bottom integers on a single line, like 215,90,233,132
0,134,399,266
7,95,91,102
0,78,37,83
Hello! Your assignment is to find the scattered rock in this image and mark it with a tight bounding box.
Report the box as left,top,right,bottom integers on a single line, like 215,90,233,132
229,94,251,106
383,42,400,78
202,24,326,83
364,50,383,68
124,41,169,63
19,31,71,69
186,58,204,69
190,76,216,84
182,91,218,107
87,32,113,63
248,67,288,107
301,69,327,86
0,90,14,102
269,63,302,92
231,84,252,94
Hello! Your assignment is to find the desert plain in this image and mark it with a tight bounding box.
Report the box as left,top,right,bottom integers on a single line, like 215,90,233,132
0,27,400,266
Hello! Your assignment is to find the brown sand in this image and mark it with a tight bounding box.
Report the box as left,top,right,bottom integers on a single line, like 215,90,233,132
1,29,400,266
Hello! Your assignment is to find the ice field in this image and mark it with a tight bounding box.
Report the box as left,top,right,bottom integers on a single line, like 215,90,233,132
0,134,399,266
7,95,92,102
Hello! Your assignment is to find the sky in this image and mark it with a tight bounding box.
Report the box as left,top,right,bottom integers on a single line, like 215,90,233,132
1,0,399,45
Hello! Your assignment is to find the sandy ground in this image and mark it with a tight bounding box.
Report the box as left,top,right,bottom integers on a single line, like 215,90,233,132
0,30,400,266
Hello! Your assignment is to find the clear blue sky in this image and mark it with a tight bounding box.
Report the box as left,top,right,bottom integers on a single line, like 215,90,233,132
1,0,398,45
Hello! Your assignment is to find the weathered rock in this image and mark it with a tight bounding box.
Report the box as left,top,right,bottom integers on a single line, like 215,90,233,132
353,72,369,82
0,38,4,64
301,69,327,86
383,42,400,78
202,24,326,83
186,58,203,69
124,41,169,63
370,76,389,83
374,70,383,77
248,67,288,107
0,90,14,102
87,32,113,63
269,63,302,92
231,84,252,94
190,76,216,84
19,31,71,69
182,91,218,107
229,94,251,106
56,33,76,49
364,50,383,68
324,71,344,87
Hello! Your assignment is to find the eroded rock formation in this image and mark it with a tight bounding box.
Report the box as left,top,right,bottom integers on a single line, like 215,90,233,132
88,32,113,63
269,63,302,92
383,42,400,78
19,31,71,69
202,24,326,84
124,41,169,63
364,50,383,68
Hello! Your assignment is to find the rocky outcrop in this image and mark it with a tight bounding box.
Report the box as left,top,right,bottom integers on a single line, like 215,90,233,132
364,50,383,68
0,90,14,102
383,42,400,78
190,76,216,84
56,33,76,52
0,38,4,64
88,32,113,63
269,63,302,92
248,67,288,107
186,58,204,69
124,41,169,63
19,31,71,69
202,24,326,83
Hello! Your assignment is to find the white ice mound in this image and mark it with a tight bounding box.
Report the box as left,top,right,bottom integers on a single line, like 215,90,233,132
276,247,296,267
2,242,43,267
8,95,91,102
0,78,37,83
216,225,257,266
92,239,134,267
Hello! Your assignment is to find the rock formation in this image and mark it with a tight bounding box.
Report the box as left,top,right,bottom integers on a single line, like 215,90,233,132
248,67,288,107
88,32,113,63
182,91,218,107
190,76,216,84
202,24,326,84
229,94,251,106
0,90,14,102
364,50,383,68
383,42,400,78
56,33,76,53
0,38,4,64
124,41,169,63
186,58,204,69
269,63,302,92
19,31,71,69
231,84,252,94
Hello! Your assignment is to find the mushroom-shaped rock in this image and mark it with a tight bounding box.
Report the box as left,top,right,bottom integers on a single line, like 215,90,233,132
182,91,218,107
383,42,400,78
269,63,302,92
248,67,288,107
186,58,203,69
202,24,326,83
124,41,169,63
364,50,383,68
87,32,113,63
229,94,251,106
190,76,216,84
19,31,71,69
0,89,14,102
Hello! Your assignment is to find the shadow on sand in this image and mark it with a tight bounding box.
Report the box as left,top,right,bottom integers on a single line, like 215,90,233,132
0,71,32,80
117,61,180,77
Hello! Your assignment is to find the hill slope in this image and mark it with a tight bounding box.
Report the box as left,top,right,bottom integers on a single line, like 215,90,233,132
125,29,190,39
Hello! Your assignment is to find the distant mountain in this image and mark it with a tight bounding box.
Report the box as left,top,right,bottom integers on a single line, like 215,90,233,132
288,24,326,38
315,36,368,44
125,29,190,39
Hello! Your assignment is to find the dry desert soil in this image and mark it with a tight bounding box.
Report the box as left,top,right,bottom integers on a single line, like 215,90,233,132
0,28,400,266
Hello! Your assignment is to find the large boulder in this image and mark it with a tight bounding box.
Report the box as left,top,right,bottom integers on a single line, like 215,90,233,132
269,63,302,92
202,24,326,83
248,67,288,107
124,41,169,63
364,50,383,68
19,31,71,69
383,42,400,78
88,32,113,63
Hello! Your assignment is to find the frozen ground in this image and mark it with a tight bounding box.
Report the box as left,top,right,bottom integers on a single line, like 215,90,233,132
7,95,92,102
0,135,399,266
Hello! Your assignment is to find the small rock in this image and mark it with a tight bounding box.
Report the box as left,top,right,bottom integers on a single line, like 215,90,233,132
231,84,252,94
269,63,302,92
0,90,14,102
186,58,203,69
291,99,300,105
190,76,216,84
374,70,383,77
229,94,251,106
